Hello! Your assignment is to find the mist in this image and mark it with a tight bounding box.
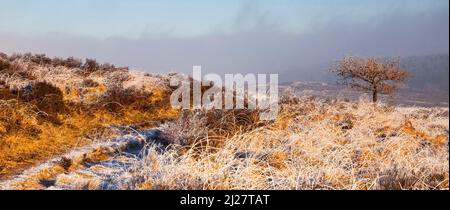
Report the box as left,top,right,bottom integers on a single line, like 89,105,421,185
0,5,448,83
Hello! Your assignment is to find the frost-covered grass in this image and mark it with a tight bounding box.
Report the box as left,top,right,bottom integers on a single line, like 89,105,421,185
1,53,448,190
117,96,448,190
0,53,178,179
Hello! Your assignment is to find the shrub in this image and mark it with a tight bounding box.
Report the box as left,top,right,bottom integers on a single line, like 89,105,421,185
8,53,23,61
99,63,116,71
0,100,41,138
0,58,31,79
0,80,13,100
105,71,131,87
14,81,66,124
99,86,150,112
83,58,99,73
162,108,263,147
82,79,99,88
51,57,65,67
0,58,11,71
29,54,52,65
64,57,83,68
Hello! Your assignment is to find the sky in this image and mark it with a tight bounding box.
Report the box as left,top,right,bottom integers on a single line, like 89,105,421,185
0,0,448,81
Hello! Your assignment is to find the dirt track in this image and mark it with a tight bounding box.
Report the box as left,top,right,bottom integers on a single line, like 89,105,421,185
0,127,166,190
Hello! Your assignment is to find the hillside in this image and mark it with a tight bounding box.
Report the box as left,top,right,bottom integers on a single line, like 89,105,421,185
401,54,449,93
284,54,449,95
0,52,448,190
0,52,178,179
282,81,449,107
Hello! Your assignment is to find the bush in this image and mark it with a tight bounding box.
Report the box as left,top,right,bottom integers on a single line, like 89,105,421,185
0,57,30,79
51,56,83,69
83,58,99,73
29,54,52,65
0,58,10,71
82,79,100,88
14,81,66,124
64,57,83,68
99,63,116,71
0,99,41,138
99,86,150,112
51,57,65,67
1,52,129,75
8,53,23,61
162,108,263,147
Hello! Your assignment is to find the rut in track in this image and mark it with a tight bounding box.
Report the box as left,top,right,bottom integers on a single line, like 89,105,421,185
0,127,170,190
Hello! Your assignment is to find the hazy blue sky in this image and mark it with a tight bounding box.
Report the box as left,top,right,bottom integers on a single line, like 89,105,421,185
0,0,447,38
0,0,448,81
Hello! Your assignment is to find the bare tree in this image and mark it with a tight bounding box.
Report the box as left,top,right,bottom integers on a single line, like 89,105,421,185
332,56,410,102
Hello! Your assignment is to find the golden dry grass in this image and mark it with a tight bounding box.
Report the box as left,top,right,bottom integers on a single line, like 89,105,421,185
120,94,448,190
0,55,178,179
0,53,448,190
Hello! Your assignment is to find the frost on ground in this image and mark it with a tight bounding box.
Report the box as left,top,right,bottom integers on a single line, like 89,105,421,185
0,53,178,179
126,98,449,190
1,95,448,190
0,53,448,190
0,128,167,190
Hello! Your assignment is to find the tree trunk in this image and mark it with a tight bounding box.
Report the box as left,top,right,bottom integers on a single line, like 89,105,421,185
372,90,378,102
